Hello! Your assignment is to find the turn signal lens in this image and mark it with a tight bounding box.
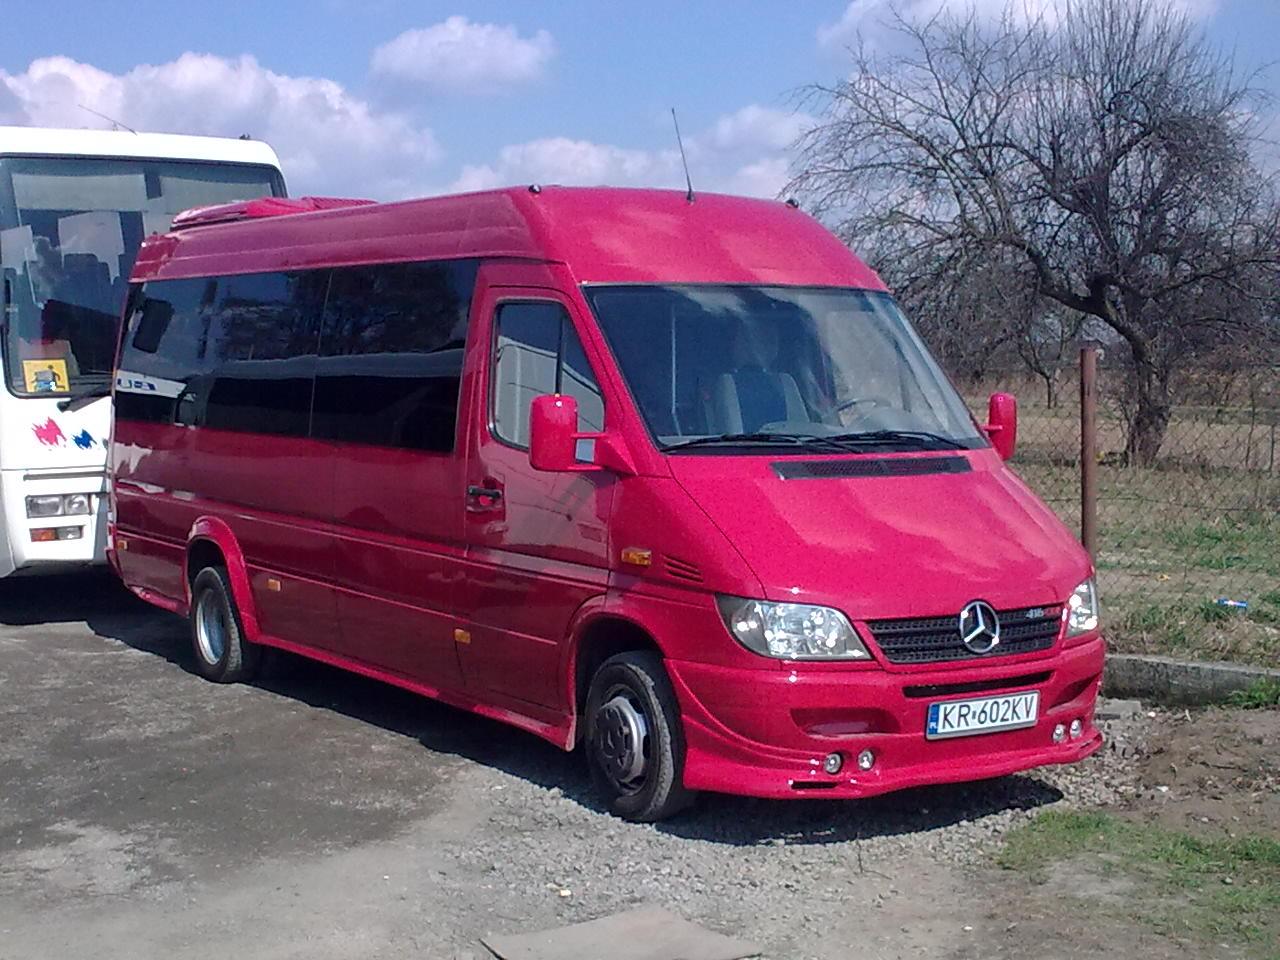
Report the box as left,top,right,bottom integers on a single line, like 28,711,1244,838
30,526,83,542
1066,579,1100,637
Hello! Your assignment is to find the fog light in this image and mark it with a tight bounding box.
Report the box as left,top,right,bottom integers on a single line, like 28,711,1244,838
856,748,875,771
1069,719,1083,739
822,752,844,775
1052,723,1066,743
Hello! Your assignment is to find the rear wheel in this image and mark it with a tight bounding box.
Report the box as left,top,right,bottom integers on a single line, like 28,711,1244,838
189,566,258,683
585,651,695,821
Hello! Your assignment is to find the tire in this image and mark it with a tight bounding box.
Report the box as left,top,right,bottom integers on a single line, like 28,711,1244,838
189,566,259,683
584,651,695,822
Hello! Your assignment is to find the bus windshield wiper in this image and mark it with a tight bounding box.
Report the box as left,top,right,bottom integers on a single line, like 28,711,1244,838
663,432,849,453
822,429,966,451
57,385,113,413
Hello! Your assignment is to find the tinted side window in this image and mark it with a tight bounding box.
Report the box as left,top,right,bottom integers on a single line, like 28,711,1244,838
115,271,324,435
202,271,326,436
312,259,477,452
492,302,604,448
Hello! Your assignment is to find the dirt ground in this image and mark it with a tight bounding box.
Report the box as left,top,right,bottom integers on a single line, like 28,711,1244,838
1,573,1275,960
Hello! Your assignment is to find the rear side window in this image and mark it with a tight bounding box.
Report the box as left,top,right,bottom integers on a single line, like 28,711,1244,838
491,302,604,448
115,271,324,435
311,259,478,453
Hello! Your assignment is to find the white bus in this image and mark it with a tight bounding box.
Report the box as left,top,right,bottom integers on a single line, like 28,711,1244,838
1,126,285,578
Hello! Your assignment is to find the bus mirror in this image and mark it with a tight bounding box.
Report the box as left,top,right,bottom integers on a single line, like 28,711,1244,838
986,392,1018,460
529,394,635,475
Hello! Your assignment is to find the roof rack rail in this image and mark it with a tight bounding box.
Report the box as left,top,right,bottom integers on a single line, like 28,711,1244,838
170,196,376,230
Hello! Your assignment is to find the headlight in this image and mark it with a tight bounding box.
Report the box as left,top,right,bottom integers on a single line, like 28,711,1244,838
26,495,64,518
716,596,871,660
1066,578,1100,637
63,494,92,516
25,494,92,518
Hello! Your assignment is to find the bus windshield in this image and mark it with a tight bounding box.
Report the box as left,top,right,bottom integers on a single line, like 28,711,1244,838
583,284,986,451
0,156,284,397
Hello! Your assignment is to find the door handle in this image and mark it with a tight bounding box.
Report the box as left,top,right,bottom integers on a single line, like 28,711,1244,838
466,484,503,504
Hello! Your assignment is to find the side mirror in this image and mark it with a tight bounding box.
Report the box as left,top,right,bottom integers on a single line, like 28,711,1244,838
986,392,1018,461
529,394,635,475
529,394,580,471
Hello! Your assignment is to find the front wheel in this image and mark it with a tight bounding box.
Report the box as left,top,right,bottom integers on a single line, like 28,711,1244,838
584,651,695,821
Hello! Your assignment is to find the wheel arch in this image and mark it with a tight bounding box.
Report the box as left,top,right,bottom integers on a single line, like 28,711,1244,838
562,598,666,746
185,517,261,642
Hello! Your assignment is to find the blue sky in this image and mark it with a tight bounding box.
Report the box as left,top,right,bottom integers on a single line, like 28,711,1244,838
4,1,1277,199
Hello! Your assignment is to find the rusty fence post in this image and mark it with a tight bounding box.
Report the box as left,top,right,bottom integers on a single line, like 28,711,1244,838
1080,344,1099,560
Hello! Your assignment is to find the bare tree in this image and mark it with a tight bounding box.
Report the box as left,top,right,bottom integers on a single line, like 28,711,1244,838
788,0,1279,464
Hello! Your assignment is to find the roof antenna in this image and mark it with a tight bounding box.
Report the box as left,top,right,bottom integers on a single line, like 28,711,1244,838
671,108,695,203
77,104,138,134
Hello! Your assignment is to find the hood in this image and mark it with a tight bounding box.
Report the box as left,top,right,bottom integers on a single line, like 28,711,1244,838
669,450,1089,619
0,395,111,472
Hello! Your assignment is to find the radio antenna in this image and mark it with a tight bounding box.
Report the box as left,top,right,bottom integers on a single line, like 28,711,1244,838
670,108,695,202
77,104,138,135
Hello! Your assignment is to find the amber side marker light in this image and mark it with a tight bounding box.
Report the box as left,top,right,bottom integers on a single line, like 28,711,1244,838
620,547,652,567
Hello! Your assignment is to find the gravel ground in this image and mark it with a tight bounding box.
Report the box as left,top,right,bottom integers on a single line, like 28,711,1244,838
0,572,1162,960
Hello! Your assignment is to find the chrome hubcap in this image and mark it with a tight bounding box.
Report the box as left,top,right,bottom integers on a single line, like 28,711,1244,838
195,591,228,665
594,688,650,794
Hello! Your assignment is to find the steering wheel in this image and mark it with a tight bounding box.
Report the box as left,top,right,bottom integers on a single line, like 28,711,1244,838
831,396,885,417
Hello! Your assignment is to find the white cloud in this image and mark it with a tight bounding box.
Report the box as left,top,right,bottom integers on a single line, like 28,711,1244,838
371,16,554,95
449,105,812,198
818,0,1221,51
0,53,442,199
708,104,815,152
452,137,681,192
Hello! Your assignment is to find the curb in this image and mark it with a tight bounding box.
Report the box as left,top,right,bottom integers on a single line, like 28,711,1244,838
1104,653,1280,706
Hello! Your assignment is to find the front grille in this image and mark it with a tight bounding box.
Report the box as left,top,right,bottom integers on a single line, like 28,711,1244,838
867,605,1063,664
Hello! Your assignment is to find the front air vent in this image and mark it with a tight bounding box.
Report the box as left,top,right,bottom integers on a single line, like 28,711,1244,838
663,556,704,583
773,456,971,480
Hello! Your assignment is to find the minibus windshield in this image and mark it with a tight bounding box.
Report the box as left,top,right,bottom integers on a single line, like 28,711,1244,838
584,285,985,452
0,156,284,398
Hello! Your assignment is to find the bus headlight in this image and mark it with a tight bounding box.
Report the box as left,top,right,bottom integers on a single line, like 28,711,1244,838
26,495,65,518
25,494,92,518
716,596,871,660
1066,579,1100,637
63,494,92,516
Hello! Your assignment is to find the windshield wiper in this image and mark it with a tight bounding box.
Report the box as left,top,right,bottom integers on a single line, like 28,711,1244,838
822,429,966,451
57,385,113,413
663,432,850,453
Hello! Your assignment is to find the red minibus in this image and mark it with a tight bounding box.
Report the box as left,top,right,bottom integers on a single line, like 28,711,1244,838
108,188,1104,821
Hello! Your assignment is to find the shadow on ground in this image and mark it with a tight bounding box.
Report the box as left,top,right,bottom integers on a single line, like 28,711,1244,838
8,571,1065,846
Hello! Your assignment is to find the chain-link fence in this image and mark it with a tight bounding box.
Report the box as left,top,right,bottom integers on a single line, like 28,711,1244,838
962,356,1279,666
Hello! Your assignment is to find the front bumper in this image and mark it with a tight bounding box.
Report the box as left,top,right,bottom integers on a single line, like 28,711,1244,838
0,468,109,578
667,636,1105,799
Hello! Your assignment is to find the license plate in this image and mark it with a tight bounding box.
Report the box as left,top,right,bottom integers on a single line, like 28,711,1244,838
926,691,1039,740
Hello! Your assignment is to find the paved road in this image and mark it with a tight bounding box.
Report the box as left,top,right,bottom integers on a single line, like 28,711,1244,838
0,572,1122,960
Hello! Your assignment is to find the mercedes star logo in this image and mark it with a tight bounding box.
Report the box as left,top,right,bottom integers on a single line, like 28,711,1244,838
958,600,1001,654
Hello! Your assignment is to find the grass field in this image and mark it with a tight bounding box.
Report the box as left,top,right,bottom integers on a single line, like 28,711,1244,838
967,375,1280,666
